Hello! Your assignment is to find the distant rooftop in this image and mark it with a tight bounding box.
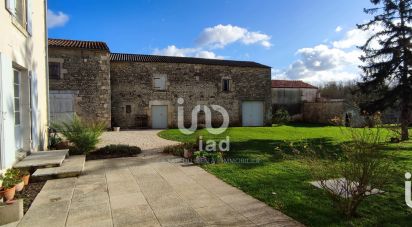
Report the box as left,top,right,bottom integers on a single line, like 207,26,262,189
48,38,110,51
110,53,271,68
272,80,318,89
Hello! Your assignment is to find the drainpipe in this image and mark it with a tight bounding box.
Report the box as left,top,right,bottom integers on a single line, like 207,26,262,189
44,0,50,149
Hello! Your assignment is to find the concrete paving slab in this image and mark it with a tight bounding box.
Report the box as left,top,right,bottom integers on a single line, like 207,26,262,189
66,203,112,226
14,150,69,168
109,193,148,209
112,205,160,227
153,205,205,226
32,155,85,181
18,199,70,227
195,204,252,226
66,219,113,227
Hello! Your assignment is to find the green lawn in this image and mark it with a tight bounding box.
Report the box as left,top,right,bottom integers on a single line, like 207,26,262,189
159,124,412,227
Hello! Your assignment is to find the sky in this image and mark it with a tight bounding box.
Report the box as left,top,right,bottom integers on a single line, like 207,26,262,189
47,0,376,85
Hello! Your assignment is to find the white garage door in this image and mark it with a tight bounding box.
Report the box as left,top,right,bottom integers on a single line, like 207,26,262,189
151,105,168,129
242,101,264,126
50,92,75,125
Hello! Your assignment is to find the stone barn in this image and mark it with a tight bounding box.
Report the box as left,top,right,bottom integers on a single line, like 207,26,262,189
48,38,272,129
48,39,112,127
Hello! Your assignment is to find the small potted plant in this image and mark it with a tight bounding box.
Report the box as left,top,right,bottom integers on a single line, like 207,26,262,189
20,168,30,186
5,169,24,192
0,176,18,202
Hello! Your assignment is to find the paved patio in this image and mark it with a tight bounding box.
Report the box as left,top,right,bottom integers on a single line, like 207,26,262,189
18,130,302,227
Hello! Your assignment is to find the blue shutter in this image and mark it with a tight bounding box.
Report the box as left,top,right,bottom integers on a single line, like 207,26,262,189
6,0,16,15
26,0,32,35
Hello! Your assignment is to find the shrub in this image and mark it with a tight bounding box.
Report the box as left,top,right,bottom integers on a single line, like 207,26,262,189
273,108,290,125
52,116,106,154
163,143,197,157
309,124,392,217
87,144,142,160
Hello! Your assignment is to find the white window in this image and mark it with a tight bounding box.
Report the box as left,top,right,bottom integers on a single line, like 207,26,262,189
153,74,167,91
13,69,21,125
15,0,25,26
6,0,32,34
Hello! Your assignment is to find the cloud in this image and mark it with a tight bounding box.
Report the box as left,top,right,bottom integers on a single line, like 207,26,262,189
153,24,271,60
47,9,69,29
332,24,386,49
332,28,370,49
195,50,224,59
335,26,343,32
153,45,224,59
196,24,272,48
273,27,369,85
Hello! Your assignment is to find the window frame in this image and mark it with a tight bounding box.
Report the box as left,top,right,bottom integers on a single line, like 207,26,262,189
6,0,32,35
14,0,26,27
222,78,231,92
49,62,61,80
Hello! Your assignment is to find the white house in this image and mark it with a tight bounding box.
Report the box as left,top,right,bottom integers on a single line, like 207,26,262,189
0,0,49,171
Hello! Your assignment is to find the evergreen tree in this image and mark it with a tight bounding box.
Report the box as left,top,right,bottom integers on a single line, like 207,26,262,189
358,0,412,140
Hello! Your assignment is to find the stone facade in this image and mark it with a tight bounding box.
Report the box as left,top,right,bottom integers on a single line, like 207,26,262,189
110,62,272,128
48,48,111,126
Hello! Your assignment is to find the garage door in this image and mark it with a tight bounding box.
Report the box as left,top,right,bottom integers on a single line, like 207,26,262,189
151,105,168,129
50,92,75,125
242,101,264,126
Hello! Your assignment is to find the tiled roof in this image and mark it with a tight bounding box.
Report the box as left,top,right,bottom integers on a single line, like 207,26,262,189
272,80,318,89
110,53,271,68
48,38,110,51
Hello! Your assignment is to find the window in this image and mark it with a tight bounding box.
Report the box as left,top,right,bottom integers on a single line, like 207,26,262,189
6,0,32,34
49,62,61,79
125,105,132,114
15,0,25,26
13,69,21,125
222,79,231,92
153,74,167,91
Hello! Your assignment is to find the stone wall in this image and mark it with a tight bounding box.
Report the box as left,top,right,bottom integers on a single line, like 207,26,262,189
48,48,111,127
110,62,272,128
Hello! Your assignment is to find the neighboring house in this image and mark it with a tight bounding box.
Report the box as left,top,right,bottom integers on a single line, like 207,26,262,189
271,80,318,115
0,0,48,171
48,38,272,129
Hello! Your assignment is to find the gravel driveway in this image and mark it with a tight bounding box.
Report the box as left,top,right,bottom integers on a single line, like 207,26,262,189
97,129,180,152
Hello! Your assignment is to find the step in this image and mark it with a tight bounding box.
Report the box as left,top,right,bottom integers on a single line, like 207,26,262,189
13,150,69,169
31,155,85,182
